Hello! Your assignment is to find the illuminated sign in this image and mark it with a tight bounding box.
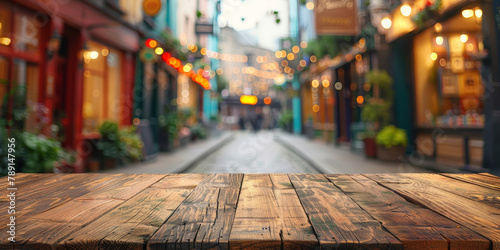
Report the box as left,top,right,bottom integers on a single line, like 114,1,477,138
143,0,162,16
240,95,258,105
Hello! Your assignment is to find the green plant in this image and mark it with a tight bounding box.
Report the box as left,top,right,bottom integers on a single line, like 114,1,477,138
196,10,202,18
120,126,144,161
18,132,63,173
279,110,293,128
190,124,207,140
365,70,393,101
159,112,180,142
360,102,390,125
411,0,442,28
97,121,127,159
376,125,408,149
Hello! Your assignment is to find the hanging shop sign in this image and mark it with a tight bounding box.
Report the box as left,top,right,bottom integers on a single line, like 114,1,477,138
143,0,162,17
195,22,214,35
315,0,358,35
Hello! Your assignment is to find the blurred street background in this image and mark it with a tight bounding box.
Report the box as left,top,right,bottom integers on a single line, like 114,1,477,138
1,0,499,175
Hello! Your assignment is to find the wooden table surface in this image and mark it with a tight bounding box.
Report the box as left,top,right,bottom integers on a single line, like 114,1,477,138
2,173,500,249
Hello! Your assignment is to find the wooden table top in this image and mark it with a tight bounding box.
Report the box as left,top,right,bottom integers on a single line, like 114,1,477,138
2,173,500,249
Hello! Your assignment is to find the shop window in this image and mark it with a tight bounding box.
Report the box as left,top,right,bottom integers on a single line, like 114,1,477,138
13,60,39,132
0,5,12,50
82,41,123,134
13,10,41,53
413,10,484,128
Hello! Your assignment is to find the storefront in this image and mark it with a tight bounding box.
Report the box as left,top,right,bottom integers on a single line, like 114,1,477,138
385,0,499,171
1,0,139,172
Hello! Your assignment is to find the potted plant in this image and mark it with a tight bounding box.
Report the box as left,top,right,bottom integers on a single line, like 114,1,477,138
375,125,408,161
16,132,63,173
119,126,144,162
96,121,126,169
159,111,180,152
360,70,393,158
190,124,207,141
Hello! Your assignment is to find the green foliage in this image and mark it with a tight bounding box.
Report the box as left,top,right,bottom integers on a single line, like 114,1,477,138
360,102,390,125
160,31,188,61
97,121,127,159
376,125,408,148
159,112,180,142
190,124,207,139
119,126,143,161
279,110,293,128
18,132,63,173
302,36,352,59
411,0,442,28
366,70,393,91
196,10,202,18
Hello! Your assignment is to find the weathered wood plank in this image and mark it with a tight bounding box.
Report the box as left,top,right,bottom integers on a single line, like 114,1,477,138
148,173,243,250
229,174,318,250
289,174,401,249
327,174,489,249
366,174,500,250
401,173,500,208
59,174,204,249
442,173,500,191
2,174,165,249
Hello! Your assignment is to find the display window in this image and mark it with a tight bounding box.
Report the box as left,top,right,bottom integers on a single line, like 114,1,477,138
82,40,123,134
0,3,43,132
413,6,485,128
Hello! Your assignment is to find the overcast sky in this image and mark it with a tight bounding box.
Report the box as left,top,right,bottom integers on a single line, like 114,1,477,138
218,0,290,51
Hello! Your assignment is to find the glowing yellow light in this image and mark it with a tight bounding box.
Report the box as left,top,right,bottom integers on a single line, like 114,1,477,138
281,50,286,57
183,63,193,72
287,53,295,60
434,23,442,32
460,34,469,43
200,48,207,55
155,47,164,55
381,17,392,29
356,96,364,104
0,37,11,46
475,9,483,18
101,48,109,56
431,52,438,61
466,43,474,51
191,45,198,52
312,105,319,112
355,54,362,61
292,46,299,53
310,55,317,63
306,2,314,10
281,60,288,67
242,56,248,62
435,36,444,45
439,58,446,67
275,51,281,58
322,79,330,88
400,3,412,17
240,95,258,105
90,51,99,59
311,80,319,88
300,41,307,48
462,9,474,18
299,60,306,67
187,43,194,50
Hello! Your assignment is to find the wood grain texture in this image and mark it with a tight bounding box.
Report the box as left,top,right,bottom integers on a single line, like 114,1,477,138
289,174,402,249
366,174,500,250
229,174,318,250
148,173,242,250
60,174,202,250
327,174,489,250
442,173,500,191
402,173,500,208
3,174,165,249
